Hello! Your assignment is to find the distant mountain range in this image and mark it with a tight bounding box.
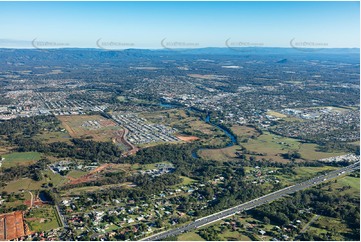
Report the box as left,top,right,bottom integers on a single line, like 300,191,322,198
0,46,359,67
0,39,359,56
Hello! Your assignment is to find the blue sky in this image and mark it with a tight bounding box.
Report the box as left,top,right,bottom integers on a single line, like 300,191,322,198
0,1,359,48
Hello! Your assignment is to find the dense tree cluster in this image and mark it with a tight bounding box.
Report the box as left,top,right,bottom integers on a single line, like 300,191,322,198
10,137,121,162
0,115,60,136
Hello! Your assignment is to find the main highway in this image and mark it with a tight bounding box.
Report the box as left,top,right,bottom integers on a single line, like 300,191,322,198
141,162,360,241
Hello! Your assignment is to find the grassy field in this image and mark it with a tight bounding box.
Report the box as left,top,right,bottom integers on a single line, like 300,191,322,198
63,186,104,195
1,152,42,168
179,176,196,186
67,170,88,179
117,96,126,102
25,205,61,232
199,145,242,162
231,125,260,141
243,131,301,159
43,170,68,187
1,192,28,209
348,140,360,147
181,216,260,241
301,174,360,239
141,162,173,170
1,178,44,193
298,143,346,160
313,215,349,234
57,115,122,142
328,174,360,197
266,110,287,118
34,129,71,144
63,182,133,196
337,175,360,190
177,232,205,241
291,166,338,182
294,166,337,176
199,131,301,163
299,174,359,239
200,130,347,163
0,167,70,193
219,230,252,241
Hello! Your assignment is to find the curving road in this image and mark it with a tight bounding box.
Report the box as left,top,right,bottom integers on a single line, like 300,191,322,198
141,162,360,241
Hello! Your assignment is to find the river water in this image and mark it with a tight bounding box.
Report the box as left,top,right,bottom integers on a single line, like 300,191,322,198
159,102,237,159
192,114,237,159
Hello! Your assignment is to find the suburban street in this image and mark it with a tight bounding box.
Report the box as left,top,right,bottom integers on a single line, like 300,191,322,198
141,162,360,241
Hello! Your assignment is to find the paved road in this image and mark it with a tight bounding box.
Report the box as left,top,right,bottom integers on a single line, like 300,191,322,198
141,162,360,241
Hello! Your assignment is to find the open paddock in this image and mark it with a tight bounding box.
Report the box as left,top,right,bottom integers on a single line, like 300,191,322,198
231,125,260,141
1,152,42,168
0,178,45,193
199,131,347,163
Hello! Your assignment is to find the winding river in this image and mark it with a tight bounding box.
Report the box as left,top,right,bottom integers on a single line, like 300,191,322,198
192,114,237,159
159,102,237,159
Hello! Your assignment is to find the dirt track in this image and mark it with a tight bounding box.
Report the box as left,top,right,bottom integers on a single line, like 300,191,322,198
68,164,112,185
176,135,200,142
